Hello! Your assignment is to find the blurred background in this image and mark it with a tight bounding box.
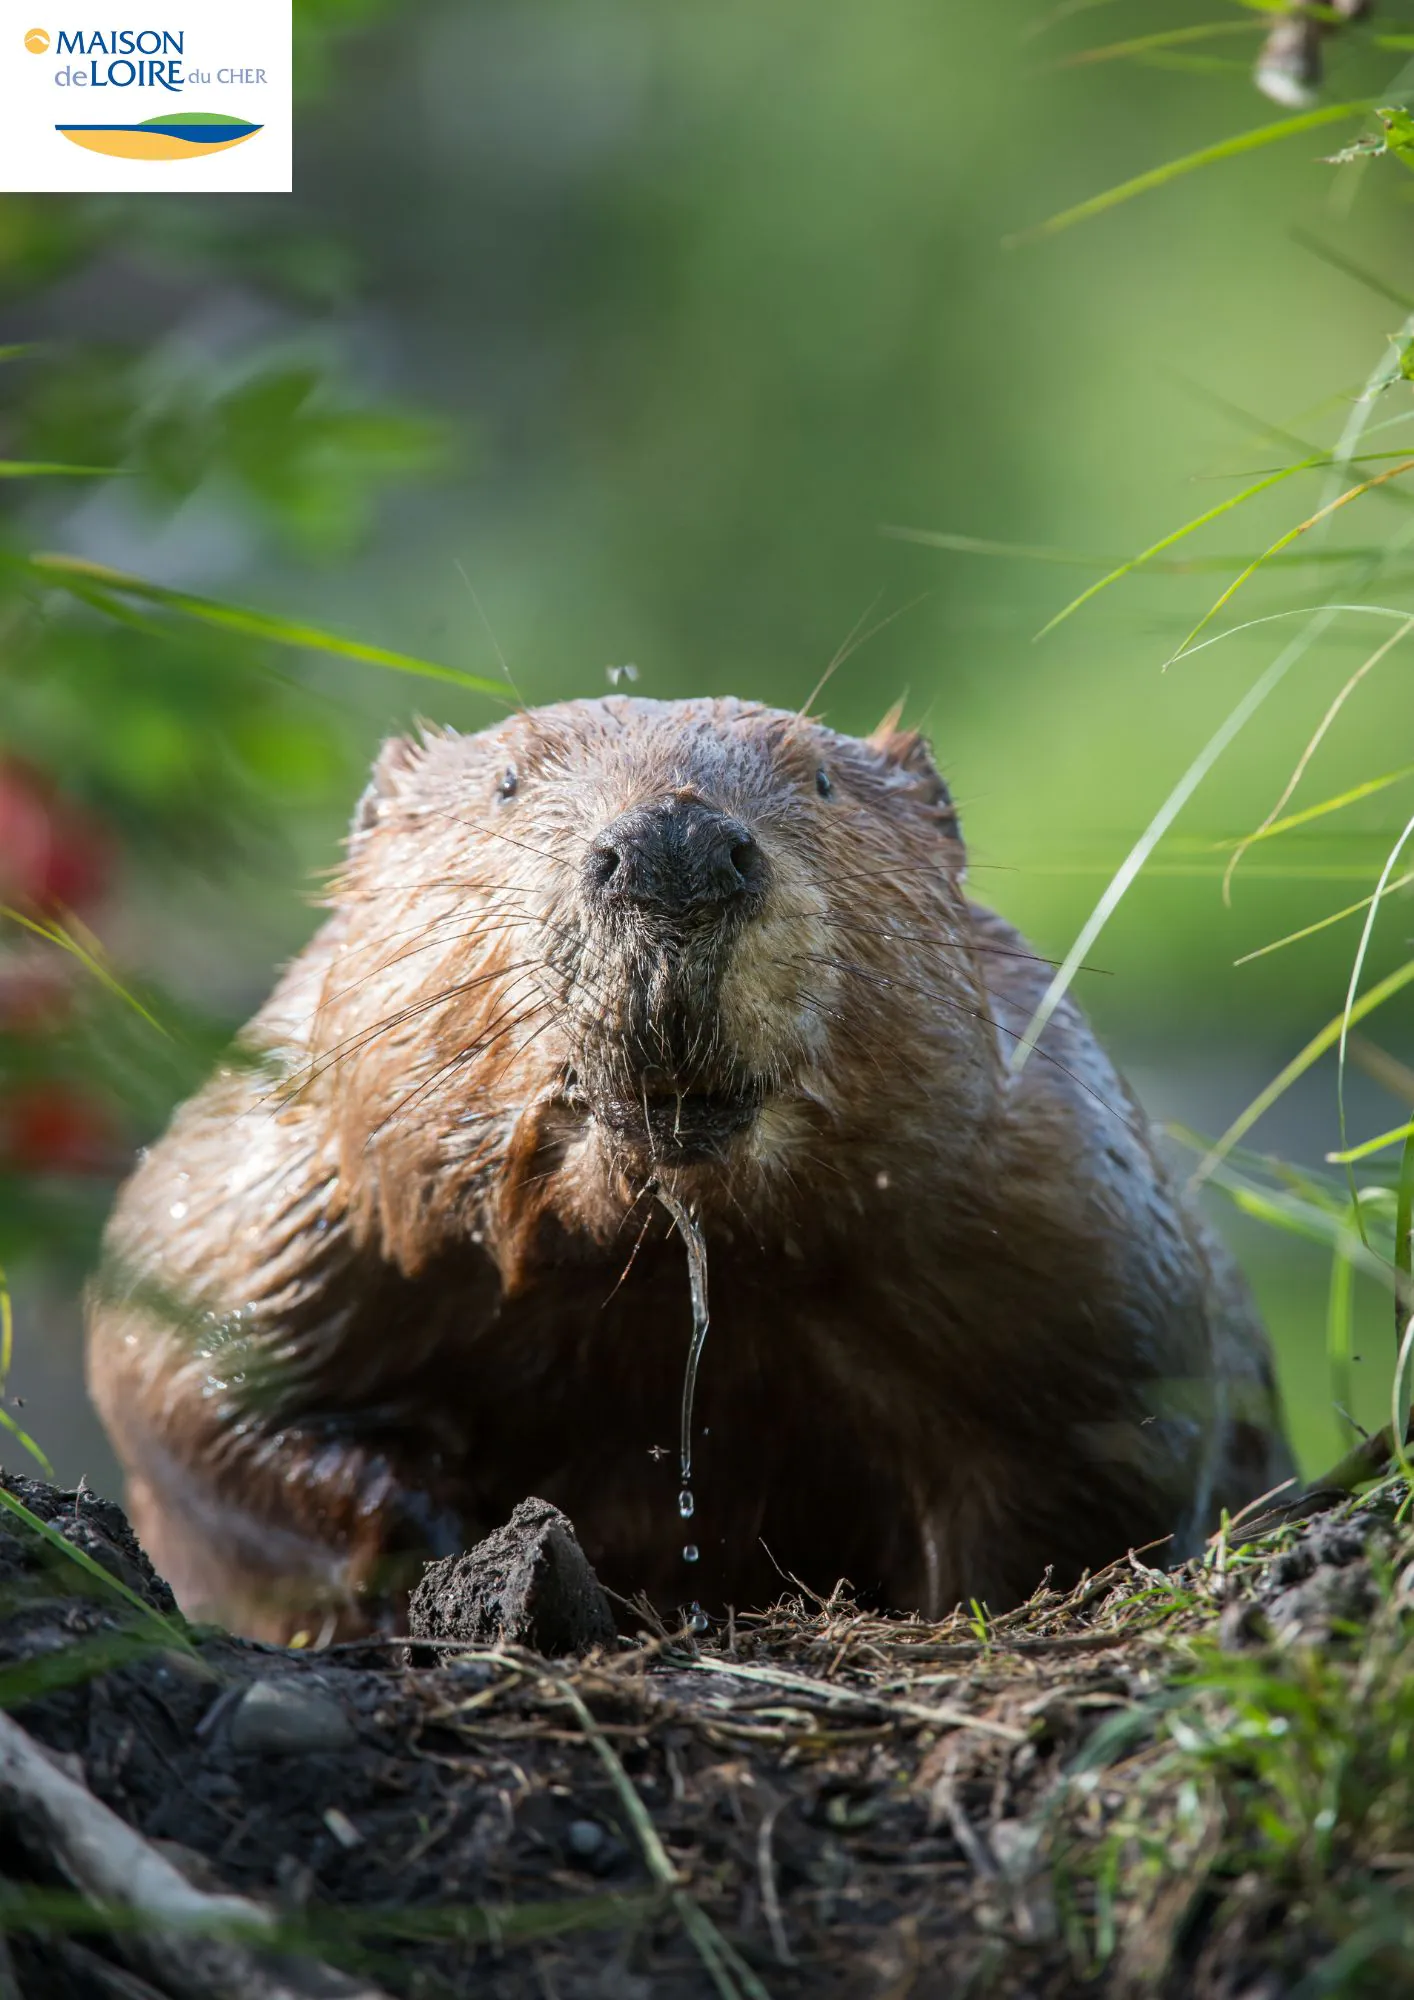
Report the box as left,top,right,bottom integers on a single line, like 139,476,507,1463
3,0,1414,1496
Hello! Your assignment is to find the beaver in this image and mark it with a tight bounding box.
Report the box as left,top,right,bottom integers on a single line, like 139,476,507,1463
86,696,1293,1641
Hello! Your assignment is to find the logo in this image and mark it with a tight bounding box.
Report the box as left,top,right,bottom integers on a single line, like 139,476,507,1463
24,29,50,52
55,110,261,158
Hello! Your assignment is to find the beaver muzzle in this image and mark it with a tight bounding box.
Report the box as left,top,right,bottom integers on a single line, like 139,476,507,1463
569,794,769,1162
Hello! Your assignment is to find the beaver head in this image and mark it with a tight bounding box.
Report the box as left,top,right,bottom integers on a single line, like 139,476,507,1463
306,697,999,1282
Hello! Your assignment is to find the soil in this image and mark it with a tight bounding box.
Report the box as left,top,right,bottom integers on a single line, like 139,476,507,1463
0,1466,1401,2000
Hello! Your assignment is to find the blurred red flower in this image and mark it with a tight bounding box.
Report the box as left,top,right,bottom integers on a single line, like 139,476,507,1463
0,759,111,913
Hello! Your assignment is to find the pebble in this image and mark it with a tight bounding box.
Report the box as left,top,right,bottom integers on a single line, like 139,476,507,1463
566,1818,606,1859
227,1678,356,1756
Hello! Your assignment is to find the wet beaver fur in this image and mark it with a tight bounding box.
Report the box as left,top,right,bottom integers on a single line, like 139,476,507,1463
87,697,1293,1641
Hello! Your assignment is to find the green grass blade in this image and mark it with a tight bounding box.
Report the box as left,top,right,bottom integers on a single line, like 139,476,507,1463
1051,21,1264,69
0,1410,54,1480
1214,765,1414,852
1006,101,1374,247
0,461,117,478
1235,871,1414,964
1290,227,1414,313
1326,1235,1356,1433
22,554,514,698
1176,604,1414,658
1009,647,1310,1074
1395,1128,1414,1469
1327,1121,1414,1165
1336,813,1414,1226
1025,304,1414,1070
0,1629,164,1710
1167,457,1414,665
0,1486,190,1650
1190,957,1414,1189
1034,457,1320,639
1223,612,1414,902
881,522,1391,572
0,905,169,1038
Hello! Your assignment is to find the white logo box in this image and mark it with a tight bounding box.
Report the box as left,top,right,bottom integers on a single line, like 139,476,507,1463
0,1,291,192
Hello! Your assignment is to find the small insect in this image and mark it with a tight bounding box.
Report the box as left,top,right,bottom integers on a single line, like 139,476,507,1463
606,663,641,688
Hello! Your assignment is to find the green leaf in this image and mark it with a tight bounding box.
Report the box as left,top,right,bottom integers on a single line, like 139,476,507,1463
1378,106,1414,174
19,554,512,697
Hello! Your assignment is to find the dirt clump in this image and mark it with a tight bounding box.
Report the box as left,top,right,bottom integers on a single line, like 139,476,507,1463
406,1498,616,1658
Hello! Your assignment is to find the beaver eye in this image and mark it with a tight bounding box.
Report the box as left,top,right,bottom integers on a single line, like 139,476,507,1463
495,766,518,802
815,767,833,799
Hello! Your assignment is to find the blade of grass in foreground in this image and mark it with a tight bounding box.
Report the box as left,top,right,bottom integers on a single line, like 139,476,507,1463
1006,100,1374,246
0,461,116,478
1012,306,1414,1077
880,523,1392,572
20,554,513,698
1236,871,1414,964
1335,813,1414,1223
1031,448,1414,641
1328,1121,1414,1165
1213,765,1414,852
1007,646,1312,1073
1327,1236,1356,1437
0,1485,190,1650
1167,457,1414,665
1049,20,1263,70
1189,958,1414,1191
0,1270,52,1476
0,1879,662,1952
1223,613,1414,903
0,906,168,1039
1395,1127,1414,1472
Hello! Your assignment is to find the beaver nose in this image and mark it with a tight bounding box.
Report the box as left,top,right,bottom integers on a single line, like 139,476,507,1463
586,800,764,919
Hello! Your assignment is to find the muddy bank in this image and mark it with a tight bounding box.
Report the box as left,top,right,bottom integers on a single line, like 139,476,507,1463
0,1467,1407,1999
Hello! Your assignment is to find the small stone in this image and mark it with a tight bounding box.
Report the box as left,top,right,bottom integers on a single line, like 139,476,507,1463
407,1497,616,1657
227,1678,356,1756
323,1807,362,1849
566,1818,605,1859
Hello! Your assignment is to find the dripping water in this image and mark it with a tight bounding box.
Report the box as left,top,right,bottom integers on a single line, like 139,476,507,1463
655,1182,710,1568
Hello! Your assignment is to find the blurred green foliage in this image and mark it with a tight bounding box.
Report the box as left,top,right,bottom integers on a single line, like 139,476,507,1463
2,0,1414,1480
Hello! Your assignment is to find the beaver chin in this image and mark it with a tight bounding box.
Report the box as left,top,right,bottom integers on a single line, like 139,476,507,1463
573,1074,766,1165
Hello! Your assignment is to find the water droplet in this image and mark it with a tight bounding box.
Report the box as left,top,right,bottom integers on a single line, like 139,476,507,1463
169,1201,188,1220
678,1488,695,1519
688,1601,709,1634
682,1543,699,1564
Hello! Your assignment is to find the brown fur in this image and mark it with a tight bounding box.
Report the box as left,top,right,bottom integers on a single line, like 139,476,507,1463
86,697,1293,1641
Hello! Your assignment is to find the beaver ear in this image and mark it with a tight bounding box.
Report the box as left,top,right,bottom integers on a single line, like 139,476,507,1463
350,735,421,838
867,705,961,840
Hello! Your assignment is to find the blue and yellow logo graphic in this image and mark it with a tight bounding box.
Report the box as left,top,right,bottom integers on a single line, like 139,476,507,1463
55,112,261,160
